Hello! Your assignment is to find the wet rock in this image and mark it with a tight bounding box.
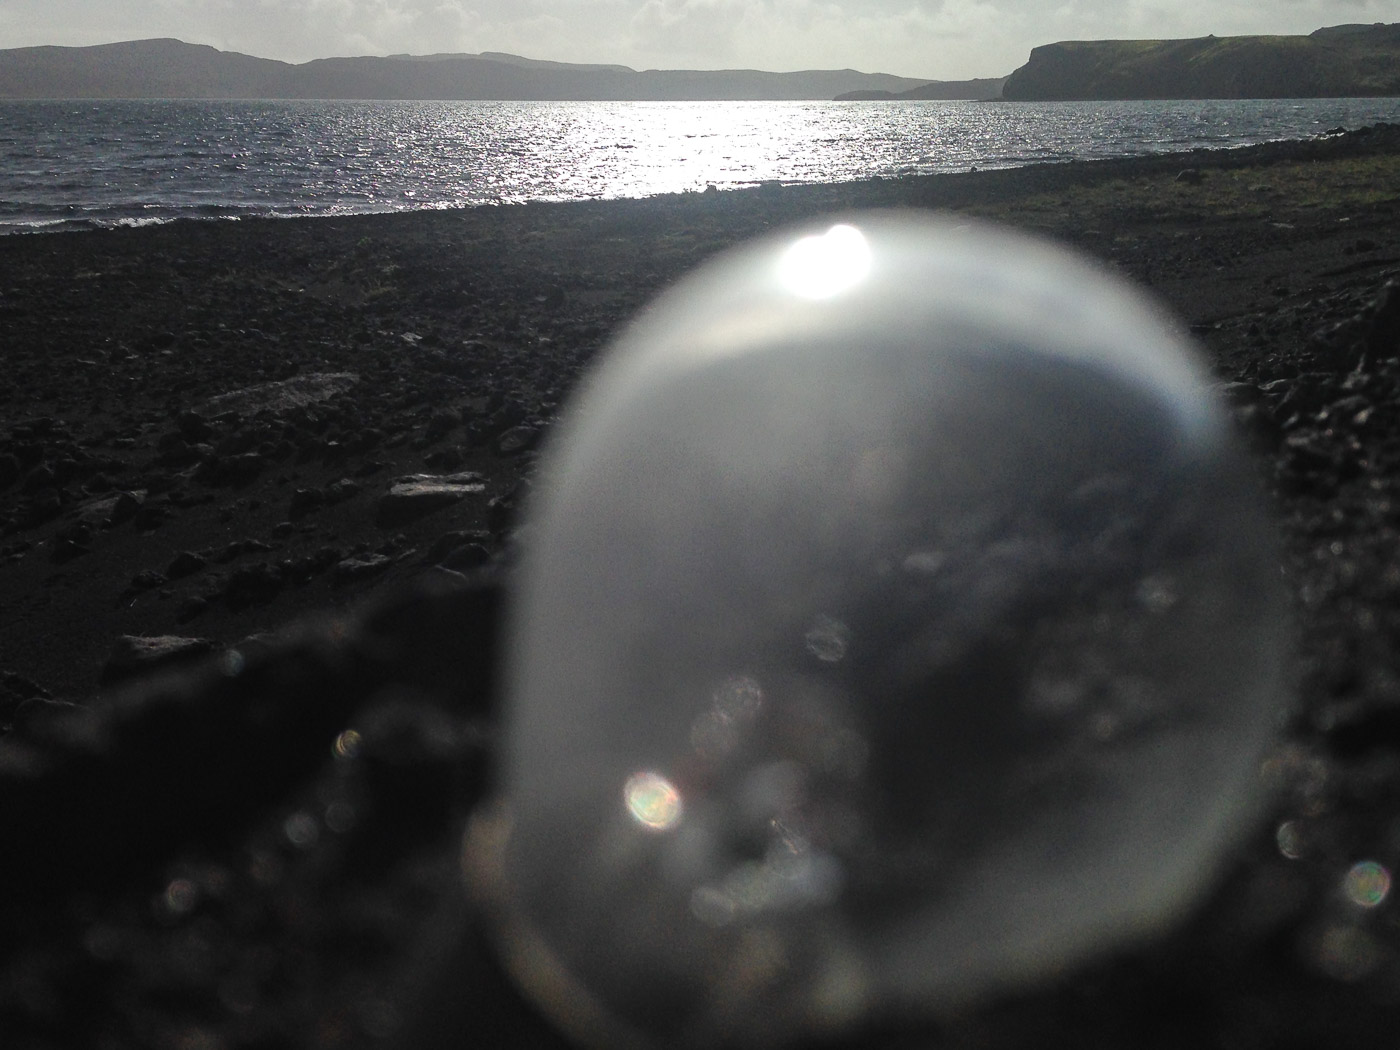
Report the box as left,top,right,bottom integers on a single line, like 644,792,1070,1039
99,634,214,687
376,472,486,527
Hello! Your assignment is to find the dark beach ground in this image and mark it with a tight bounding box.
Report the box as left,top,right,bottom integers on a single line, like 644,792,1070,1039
4,125,1400,1049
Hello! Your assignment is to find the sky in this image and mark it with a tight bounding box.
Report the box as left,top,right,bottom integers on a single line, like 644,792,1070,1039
1,1,1398,81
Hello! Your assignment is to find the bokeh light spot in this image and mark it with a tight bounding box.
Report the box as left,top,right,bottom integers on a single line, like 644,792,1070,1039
1344,860,1391,908
624,771,683,831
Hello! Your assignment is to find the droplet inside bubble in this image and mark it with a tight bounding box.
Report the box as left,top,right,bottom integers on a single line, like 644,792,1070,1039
472,214,1289,1047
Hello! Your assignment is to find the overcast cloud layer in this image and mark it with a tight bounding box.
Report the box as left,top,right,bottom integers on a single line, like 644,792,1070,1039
1,1,1397,80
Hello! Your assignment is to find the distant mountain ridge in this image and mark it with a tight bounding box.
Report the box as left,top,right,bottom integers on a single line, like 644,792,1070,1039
0,38,931,101
835,78,1005,101
1002,23,1400,100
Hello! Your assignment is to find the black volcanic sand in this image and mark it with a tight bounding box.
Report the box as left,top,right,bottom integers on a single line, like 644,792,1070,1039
4,125,1400,1048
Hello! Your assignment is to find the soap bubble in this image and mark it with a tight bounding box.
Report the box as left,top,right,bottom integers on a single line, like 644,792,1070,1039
472,213,1289,1047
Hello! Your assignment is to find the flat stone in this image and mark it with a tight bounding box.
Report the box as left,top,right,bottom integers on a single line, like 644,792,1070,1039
100,635,214,687
376,472,486,526
201,372,359,417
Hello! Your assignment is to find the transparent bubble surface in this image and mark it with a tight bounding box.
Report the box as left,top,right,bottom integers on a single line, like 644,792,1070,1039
475,214,1290,1048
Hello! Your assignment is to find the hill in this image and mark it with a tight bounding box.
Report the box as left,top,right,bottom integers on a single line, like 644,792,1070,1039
834,77,1005,101
0,38,930,101
1002,23,1400,100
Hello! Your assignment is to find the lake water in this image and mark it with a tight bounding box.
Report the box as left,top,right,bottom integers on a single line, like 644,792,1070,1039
4,97,1400,234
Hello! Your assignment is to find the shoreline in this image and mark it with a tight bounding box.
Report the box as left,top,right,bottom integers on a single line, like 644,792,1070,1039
6,102,1400,237
2,120,1400,1047
4,123,1400,698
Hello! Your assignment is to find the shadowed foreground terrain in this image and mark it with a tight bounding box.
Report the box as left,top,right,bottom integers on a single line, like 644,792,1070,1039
3,125,1400,1048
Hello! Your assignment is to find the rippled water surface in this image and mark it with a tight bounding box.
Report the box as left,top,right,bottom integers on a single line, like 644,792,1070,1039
4,97,1400,233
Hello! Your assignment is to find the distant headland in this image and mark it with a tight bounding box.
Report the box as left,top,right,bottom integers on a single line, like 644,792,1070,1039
2,25,1399,102
1002,23,1400,100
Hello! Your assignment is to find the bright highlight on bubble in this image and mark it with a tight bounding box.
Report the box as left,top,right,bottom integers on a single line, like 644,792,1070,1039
474,213,1289,1049
777,223,872,299
624,771,683,831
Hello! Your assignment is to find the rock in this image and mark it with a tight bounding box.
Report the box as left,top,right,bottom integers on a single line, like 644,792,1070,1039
326,478,361,503
176,410,213,442
201,372,359,418
165,550,208,579
22,463,57,494
427,408,461,441
496,425,540,455
423,446,466,470
99,634,214,686
223,563,284,609
0,453,21,489
175,596,210,623
215,538,275,562
334,553,395,584
108,490,145,525
289,487,326,519
49,537,89,564
376,472,486,527
280,546,343,584
125,569,168,593
19,493,63,529
200,451,267,487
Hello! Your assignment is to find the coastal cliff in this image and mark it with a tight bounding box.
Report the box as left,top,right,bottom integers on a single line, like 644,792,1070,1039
1002,23,1400,100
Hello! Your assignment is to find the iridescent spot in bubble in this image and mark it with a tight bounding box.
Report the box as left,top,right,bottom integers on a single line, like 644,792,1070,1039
1136,575,1180,613
1276,820,1303,860
714,675,764,721
804,615,850,663
691,676,765,759
624,771,683,831
333,728,362,760
219,649,246,677
1343,860,1391,908
1314,924,1384,982
283,811,320,849
163,878,199,917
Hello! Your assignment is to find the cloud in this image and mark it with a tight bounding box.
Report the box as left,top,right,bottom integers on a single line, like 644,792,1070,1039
1,0,1399,78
